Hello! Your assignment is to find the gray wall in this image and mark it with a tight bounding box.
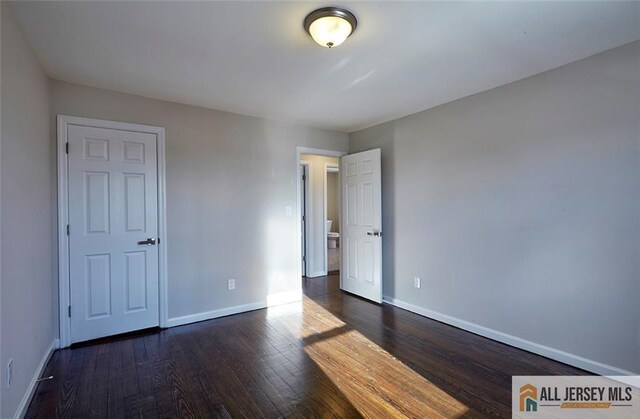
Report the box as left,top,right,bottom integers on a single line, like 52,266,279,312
1,3,55,417
350,41,640,373
50,81,348,320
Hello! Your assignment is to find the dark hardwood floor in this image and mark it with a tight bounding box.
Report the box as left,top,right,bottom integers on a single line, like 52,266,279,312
26,273,586,418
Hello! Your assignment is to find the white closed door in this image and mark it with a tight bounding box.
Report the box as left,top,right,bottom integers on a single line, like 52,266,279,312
67,124,159,343
341,149,382,303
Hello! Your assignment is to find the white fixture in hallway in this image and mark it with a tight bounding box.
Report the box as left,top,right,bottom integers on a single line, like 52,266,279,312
327,220,339,249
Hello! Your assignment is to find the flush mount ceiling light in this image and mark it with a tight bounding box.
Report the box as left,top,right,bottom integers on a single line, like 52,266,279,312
304,7,357,48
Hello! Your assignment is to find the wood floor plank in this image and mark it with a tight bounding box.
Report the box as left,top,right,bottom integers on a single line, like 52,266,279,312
25,273,588,418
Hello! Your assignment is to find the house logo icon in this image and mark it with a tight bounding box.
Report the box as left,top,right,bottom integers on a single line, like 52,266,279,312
520,384,538,412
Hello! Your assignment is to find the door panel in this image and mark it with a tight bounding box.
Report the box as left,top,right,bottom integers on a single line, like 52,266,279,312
84,138,109,161
85,254,111,318
341,149,382,303
347,184,357,225
347,237,358,280
85,172,110,234
362,182,374,226
124,251,147,312
68,124,159,343
123,173,146,231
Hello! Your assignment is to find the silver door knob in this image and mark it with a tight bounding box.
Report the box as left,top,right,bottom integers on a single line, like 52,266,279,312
137,238,157,245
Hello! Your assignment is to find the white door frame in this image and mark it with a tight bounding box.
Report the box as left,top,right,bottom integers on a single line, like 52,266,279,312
296,147,346,280
300,160,311,276
57,115,168,348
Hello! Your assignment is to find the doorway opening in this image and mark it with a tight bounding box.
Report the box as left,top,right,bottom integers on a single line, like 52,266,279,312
296,148,346,283
325,165,340,273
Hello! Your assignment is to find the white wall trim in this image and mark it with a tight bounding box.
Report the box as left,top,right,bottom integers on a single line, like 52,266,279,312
166,302,266,328
166,290,302,328
266,289,302,307
13,339,59,419
296,147,346,159
300,160,312,277
57,115,168,347
296,147,346,280
382,296,637,377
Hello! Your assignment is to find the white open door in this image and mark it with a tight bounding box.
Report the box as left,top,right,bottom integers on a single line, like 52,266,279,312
341,149,382,303
67,124,160,343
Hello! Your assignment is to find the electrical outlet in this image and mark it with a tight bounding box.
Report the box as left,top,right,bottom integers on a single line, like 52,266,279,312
414,276,421,289
6,359,13,387
227,279,236,291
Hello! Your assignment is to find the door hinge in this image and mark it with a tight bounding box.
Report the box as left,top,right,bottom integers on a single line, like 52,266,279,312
302,174,306,181
65,142,69,154
68,305,71,317
302,215,305,221
66,224,70,236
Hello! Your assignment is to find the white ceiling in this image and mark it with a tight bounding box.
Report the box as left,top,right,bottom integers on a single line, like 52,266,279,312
11,1,640,132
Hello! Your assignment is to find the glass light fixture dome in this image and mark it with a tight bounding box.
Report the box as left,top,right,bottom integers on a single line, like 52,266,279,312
304,7,357,48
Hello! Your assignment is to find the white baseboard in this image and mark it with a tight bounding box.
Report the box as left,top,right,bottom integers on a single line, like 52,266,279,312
382,296,637,377
306,270,327,278
266,289,302,307
166,302,266,328
166,289,303,328
14,339,59,419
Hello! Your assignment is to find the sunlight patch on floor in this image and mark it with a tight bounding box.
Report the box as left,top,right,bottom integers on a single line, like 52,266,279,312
279,296,472,418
